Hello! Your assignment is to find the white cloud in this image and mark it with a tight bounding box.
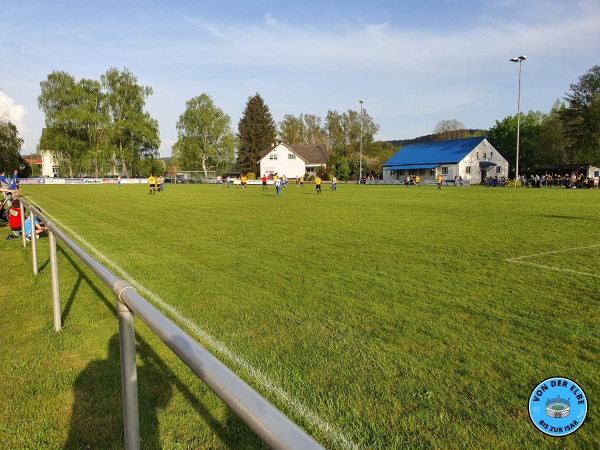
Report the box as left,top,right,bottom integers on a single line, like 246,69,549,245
264,13,279,27
2,0,599,153
163,7,599,79
0,91,28,133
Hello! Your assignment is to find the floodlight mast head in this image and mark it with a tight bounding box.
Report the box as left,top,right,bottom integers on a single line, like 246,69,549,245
510,55,527,62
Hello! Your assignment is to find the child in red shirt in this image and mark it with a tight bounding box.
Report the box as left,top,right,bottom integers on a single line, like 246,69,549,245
8,198,23,239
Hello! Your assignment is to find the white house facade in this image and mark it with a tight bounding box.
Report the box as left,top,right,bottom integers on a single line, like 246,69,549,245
259,143,328,178
41,150,61,177
383,137,509,184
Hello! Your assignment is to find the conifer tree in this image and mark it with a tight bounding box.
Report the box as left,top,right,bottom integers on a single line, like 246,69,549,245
237,94,276,176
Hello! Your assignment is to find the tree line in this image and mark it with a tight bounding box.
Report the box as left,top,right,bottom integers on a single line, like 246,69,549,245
36,68,161,178
488,65,600,176
175,92,390,180
0,65,598,179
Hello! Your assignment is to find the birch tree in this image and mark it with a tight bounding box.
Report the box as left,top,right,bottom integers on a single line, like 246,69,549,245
173,94,236,178
101,67,160,177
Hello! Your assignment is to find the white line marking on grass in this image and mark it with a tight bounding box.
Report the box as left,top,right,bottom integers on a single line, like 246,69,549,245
39,208,360,450
506,244,600,278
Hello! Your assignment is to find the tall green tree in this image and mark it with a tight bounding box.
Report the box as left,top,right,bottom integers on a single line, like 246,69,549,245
363,140,397,176
325,110,345,152
326,108,379,153
334,157,350,181
325,108,379,177
304,114,327,144
278,113,327,145
538,100,573,165
0,121,23,173
279,114,306,144
101,67,160,177
172,93,236,178
237,94,276,176
38,68,159,177
76,78,111,177
38,71,89,177
560,65,600,162
488,111,544,176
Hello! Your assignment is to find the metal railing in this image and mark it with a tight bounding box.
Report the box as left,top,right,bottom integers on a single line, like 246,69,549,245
20,198,325,450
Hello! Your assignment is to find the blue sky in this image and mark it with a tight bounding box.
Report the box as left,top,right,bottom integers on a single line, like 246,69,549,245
1,0,599,157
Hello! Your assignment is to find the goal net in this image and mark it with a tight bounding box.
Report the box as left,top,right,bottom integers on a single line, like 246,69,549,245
166,170,216,184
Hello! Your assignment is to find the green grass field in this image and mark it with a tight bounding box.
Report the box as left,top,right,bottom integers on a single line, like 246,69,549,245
1,182,599,449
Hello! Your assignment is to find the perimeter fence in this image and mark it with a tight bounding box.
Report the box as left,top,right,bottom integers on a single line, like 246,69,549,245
18,197,324,450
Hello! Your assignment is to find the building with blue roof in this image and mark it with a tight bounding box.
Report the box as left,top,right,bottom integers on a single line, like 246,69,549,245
383,137,509,185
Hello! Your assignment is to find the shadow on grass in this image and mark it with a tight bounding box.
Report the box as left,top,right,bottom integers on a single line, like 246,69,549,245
54,246,264,449
541,214,596,221
57,246,117,325
37,256,50,274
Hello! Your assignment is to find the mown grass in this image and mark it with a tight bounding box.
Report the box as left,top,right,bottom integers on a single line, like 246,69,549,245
1,182,599,449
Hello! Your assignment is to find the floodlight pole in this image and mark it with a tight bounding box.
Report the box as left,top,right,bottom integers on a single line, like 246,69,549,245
359,100,364,183
510,55,526,187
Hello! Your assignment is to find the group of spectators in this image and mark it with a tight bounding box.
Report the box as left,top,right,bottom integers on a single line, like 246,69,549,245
518,173,598,188
359,174,380,184
484,176,507,187
1,170,48,241
0,170,20,190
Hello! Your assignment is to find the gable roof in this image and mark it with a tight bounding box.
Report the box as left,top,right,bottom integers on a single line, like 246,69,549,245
260,143,328,165
384,137,488,169
292,144,328,165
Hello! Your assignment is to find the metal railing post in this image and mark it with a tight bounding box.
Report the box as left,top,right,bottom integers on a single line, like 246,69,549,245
30,210,38,275
116,281,140,450
48,230,62,332
20,201,26,247
117,286,325,450
18,198,325,450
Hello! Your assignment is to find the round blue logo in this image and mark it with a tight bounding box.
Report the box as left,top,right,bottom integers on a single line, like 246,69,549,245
529,377,587,436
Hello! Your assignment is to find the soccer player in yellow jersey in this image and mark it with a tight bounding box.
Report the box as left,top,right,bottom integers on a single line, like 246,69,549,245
148,174,156,194
315,175,322,194
437,174,443,190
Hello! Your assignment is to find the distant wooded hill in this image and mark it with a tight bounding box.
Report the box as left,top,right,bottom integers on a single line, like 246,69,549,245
388,129,487,147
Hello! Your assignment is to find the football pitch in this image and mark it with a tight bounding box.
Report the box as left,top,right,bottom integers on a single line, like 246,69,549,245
2,182,599,449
